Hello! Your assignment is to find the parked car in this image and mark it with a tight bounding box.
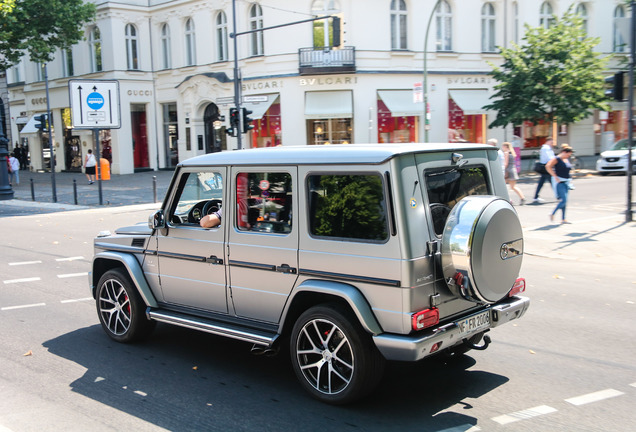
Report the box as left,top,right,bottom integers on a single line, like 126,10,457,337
90,144,530,404
596,139,636,175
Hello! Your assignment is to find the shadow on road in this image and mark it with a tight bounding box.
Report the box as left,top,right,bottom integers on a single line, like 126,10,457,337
43,324,509,431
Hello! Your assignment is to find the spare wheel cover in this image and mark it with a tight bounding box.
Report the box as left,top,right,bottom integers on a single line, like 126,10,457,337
441,196,523,303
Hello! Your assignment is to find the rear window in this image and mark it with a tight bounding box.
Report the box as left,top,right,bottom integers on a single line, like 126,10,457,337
425,166,490,236
307,174,388,242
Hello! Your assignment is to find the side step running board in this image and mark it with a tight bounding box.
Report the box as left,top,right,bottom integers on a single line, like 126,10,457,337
147,309,278,347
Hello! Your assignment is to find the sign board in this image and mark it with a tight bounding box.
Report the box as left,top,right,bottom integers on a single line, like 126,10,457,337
68,80,121,129
243,95,269,103
413,82,423,103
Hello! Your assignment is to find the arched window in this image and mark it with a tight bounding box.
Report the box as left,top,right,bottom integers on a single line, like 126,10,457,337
390,0,407,50
125,24,139,70
614,5,626,53
435,0,452,51
249,4,264,56
539,1,554,29
161,23,171,69
481,3,496,52
216,12,228,61
185,18,196,66
575,3,588,35
89,26,102,72
512,1,519,44
311,0,340,48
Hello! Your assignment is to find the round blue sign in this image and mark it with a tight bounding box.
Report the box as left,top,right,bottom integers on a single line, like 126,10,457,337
87,92,105,110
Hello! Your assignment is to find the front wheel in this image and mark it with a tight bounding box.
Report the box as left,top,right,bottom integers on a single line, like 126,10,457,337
96,268,155,343
290,304,385,405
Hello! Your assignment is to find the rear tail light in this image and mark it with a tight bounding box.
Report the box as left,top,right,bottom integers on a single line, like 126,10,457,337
412,307,439,331
509,277,526,297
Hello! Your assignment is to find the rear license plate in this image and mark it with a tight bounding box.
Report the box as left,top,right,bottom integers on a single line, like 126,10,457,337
456,311,490,337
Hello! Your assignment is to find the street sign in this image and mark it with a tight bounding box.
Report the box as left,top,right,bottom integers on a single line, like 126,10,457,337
68,80,121,129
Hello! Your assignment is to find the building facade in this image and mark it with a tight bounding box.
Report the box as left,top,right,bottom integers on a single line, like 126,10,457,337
5,0,628,174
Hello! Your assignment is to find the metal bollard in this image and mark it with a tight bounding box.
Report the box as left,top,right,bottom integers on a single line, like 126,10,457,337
73,179,78,205
30,178,35,201
153,176,157,203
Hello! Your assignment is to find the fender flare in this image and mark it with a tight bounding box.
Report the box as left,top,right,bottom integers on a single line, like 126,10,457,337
282,279,383,336
92,251,159,308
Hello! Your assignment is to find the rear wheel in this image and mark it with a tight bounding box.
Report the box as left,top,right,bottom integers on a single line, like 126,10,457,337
290,304,385,405
96,268,155,343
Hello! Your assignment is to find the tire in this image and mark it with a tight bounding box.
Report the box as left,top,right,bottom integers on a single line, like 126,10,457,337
96,268,155,343
290,304,385,405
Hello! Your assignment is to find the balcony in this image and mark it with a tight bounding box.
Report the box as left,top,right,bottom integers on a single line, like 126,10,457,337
299,47,356,75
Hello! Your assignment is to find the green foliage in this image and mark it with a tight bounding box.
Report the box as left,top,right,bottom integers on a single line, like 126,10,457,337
0,0,95,69
484,7,609,128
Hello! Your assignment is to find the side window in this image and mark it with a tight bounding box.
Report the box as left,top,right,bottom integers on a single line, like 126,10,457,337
170,171,223,226
425,166,490,236
308,174,388,242
236,172,292,233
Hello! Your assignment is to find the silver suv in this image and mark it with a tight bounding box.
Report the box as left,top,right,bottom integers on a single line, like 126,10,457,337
90,143,529,404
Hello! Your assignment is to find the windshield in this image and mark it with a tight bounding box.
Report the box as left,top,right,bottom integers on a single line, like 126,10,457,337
613,140,632,151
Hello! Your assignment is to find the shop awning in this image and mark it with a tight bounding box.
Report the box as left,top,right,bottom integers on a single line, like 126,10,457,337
305,91,352,119
243,94,278,120
16,116,28,124
377,90,424,117
20,114,47,134
448,90,492,115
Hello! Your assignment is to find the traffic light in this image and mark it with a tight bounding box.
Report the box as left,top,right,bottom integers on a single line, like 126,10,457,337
226,108,239,137
34,114,47,131
605,72,625,101
241,107,254,134
332,15,343,48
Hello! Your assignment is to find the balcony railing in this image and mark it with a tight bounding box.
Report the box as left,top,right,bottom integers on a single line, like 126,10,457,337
299,47,356,75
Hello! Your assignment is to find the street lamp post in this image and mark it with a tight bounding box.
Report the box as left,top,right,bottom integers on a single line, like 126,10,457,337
423,0,442,143
0,98,14,200
626,1,635,222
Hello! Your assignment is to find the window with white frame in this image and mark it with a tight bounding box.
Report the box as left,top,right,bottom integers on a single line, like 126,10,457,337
249,4,264,56
185,18,196,66
89,26,103,72
311,0,340,48
125,24,139,70
481,3,496,52
539,1,555,29
216,11,228,61
161,23,171,69
62,48,74,77
614,5,626,53
513,2,519,44
35,62,45,81
9,64,22,83
575,3,588,35
435,0,452,51
390,0,407,50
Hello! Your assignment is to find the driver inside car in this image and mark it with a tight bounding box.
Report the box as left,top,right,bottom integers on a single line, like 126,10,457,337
200,206,222,228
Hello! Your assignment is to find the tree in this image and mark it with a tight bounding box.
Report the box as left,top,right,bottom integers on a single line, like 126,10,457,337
484,7,609,129
0,0,95,70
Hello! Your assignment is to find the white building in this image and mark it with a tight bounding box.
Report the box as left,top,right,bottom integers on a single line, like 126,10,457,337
5,0,628,174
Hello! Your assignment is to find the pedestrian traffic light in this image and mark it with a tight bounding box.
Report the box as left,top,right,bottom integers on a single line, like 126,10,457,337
241,107,254,134
226,108,239,137
34,114,47,131
605,72,625,101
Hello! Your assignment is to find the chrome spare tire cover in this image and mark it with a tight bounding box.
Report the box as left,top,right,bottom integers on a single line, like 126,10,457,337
441,196,523,304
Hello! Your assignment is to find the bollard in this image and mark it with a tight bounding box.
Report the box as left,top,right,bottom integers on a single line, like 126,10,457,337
153,176,157,203
30,178,35,201
73,179,78,205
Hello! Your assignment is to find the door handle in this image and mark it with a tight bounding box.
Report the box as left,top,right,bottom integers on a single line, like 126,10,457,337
206,255,224,265
276,264,297,274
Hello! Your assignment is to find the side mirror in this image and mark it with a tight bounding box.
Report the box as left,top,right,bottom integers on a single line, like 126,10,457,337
149,209,165,229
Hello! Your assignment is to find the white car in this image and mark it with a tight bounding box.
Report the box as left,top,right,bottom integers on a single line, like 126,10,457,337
596,139,636,175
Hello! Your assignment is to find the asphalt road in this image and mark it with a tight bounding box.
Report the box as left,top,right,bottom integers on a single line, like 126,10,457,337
0,173,635,431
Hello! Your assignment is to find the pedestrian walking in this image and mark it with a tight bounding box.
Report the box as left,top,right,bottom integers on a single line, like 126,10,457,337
502,142,525,205
533,137,556,203
8,152,20,185
84,149,97,184
546,144,574,224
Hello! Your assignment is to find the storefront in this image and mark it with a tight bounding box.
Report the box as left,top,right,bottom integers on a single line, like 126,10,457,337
377,90,423,143
304,90,353,145
447,89,491,144
244,94,281,148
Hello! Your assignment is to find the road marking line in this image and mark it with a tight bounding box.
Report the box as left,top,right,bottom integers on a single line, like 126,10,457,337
8,261,42,266
134,390,147,397
1,303,46,311
3,277,41,284
61,297,93,303
630,383,636,388
565,389,624,406
492,405,557,425
56,256,84,262
437,425,481,432
57,272,89,279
